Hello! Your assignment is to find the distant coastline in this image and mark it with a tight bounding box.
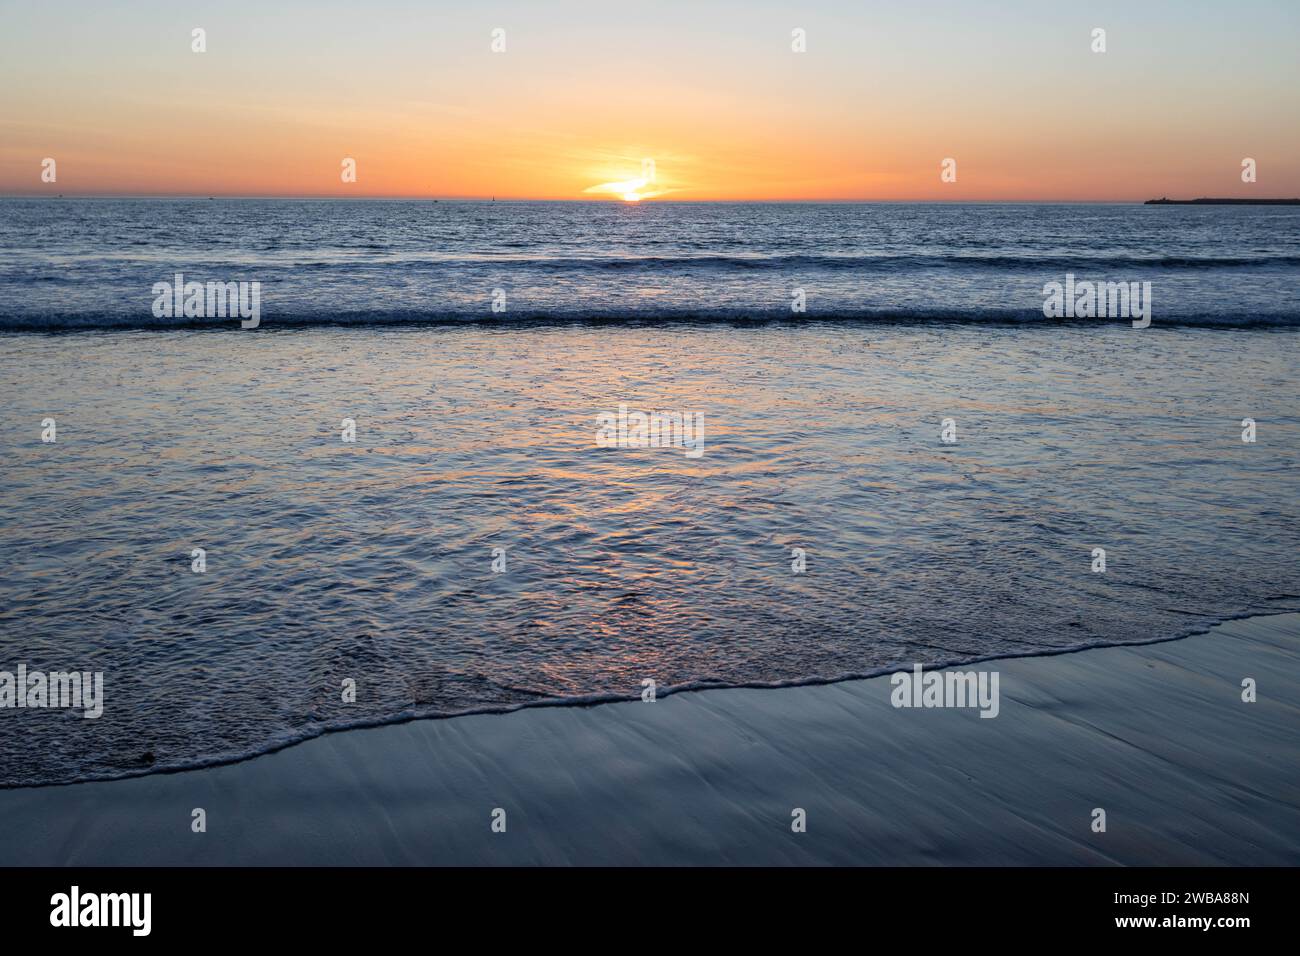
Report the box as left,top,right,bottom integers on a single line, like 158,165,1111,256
1145,197,1300,205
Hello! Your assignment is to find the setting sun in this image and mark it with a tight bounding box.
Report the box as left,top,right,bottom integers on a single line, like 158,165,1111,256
3,2,1296,202
585,173,660,202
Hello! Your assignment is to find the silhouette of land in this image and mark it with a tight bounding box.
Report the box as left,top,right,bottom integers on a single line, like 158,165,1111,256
1145,197,1300,205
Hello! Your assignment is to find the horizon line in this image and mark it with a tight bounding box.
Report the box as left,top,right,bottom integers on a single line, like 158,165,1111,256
0,194,1183,204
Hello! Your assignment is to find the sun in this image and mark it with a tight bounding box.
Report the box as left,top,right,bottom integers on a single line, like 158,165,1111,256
583,165,663,202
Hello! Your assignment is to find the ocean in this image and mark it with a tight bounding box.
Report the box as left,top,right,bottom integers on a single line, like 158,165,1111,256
1,199,1297,787
3,199,1300,327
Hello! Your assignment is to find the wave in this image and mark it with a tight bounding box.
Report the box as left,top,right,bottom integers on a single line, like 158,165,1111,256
5,251,1299,279
511,252,1300,272
3,305,1300,331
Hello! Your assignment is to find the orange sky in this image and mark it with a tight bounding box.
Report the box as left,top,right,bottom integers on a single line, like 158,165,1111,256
2,1,1297,200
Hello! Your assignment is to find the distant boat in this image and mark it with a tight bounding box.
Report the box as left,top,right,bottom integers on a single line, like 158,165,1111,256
1144,197,1300,205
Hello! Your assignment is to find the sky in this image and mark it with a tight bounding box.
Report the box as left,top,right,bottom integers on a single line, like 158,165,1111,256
1,0,1297,200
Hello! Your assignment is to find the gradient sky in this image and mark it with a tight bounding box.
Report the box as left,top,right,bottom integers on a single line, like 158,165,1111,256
2,0,1297,200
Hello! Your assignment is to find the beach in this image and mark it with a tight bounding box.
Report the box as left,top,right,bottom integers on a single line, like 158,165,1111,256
2,613,1295,866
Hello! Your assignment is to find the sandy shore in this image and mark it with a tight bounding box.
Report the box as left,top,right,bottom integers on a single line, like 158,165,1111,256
2,613,1297,866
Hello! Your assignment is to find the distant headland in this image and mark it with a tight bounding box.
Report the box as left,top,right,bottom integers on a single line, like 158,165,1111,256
1144,197,1300,205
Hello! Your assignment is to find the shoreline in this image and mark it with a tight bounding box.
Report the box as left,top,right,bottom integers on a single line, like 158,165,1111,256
2,608,1288,794
2,613,1297,865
